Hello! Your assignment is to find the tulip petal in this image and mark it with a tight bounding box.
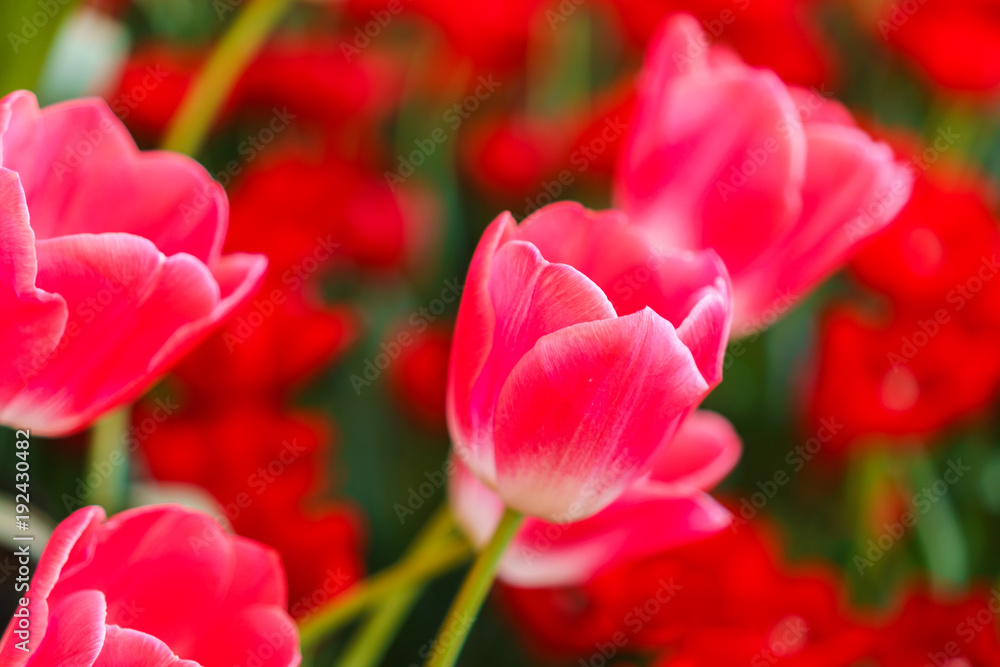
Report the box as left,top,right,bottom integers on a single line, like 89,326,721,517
513,203,732,382
4,235,265,435
450,457,731,588
191,606,301,667
5,234,216,434
503,492,732,588
0,91,225,265
494,308,709,520
27,590,108,667
649,411,742,492
447,212,517,478
617,16,807,275
735,126,912,329
95,626,201,667
0,168,68,415
0,507,105,666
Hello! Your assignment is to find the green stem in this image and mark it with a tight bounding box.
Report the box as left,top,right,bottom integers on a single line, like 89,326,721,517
299,535,472,652
907,449,969,592
336,505,458,667
161,0,294,155
88,407,131,513
424,507,524,667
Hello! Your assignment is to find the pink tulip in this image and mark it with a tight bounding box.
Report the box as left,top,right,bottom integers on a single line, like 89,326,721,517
450,410,741,586
615,14,913,335
0,91,266,436
0,504,300,667
446,201,731,521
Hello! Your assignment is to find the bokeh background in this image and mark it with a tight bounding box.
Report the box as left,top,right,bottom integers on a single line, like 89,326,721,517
3,0,1000,665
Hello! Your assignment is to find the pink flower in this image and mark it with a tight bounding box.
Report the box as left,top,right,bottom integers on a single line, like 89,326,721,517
446,201,731,520
0,91,266,436
450,411,741,586
0,505,300,667
615,14,913,335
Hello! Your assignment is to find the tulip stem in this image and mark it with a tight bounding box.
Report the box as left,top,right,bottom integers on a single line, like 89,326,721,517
335,504,458,667
424,507,524,667
161,0,295,155
88,406,131,513
299,528,473,653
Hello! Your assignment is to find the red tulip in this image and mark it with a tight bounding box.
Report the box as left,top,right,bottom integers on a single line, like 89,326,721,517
0,91,265,436
615,15,911,334
447,201,731,520
603,0,835,86
864,590,1000,667
873,0,1000,93
808,169,1000,448
0,505,300,667
450,411,740,586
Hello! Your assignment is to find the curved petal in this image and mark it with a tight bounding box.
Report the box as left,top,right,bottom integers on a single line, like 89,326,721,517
461,239,617,483
94,626,201,667
512,204,732,371
734,126,912,331
494,308,709,520
616,16,807,275
648,411,742,492
26,590,108,667
189,605,300,667
450,457,731,588
446,212,517,478
0,91,225,265
147,252,268,374
503,491,731,588
0,168,67,416
4,236,265,435
0,507,105,667
6,234,218,435
51,506,235,659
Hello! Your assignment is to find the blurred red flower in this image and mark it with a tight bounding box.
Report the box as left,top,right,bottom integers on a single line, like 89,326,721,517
808,304,1000,447
345,0,548,71
602,0,835,86
863,590,1000,667
386,322,452,429
501,518,872,665
108,40,402,141
874,0,1000,93
807,169,1000,448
